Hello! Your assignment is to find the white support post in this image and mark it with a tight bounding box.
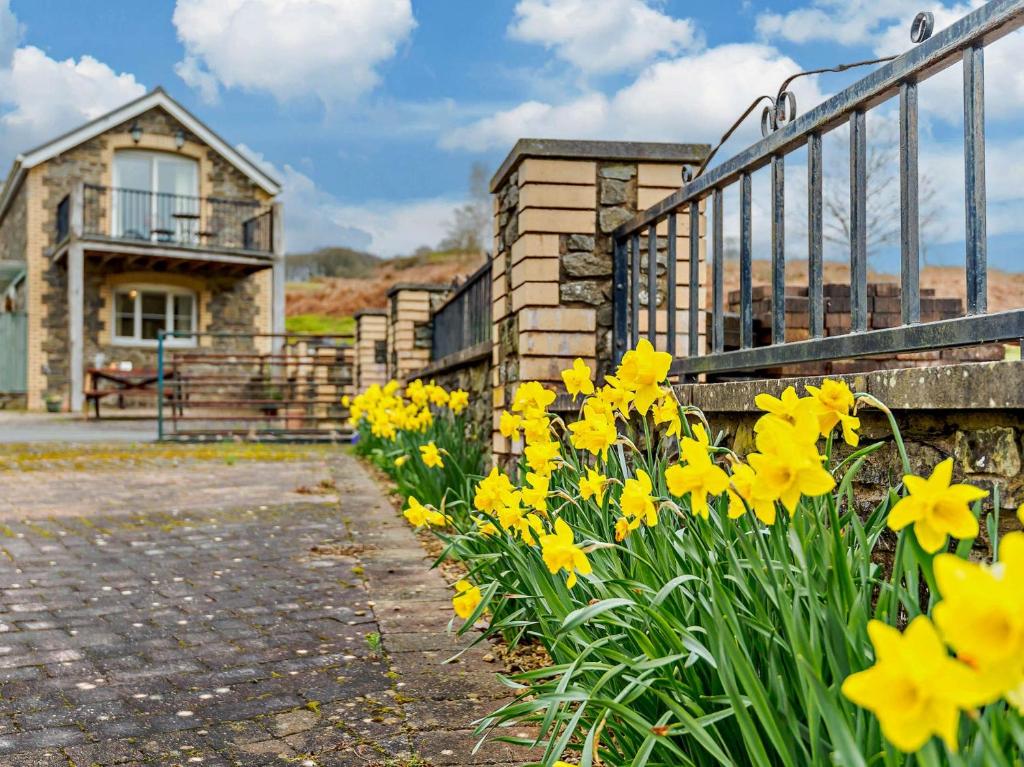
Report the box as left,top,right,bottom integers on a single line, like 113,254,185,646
68,183,85,414
271,202,286,355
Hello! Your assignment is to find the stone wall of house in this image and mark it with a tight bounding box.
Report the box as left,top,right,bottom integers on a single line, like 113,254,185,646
0,181,27,265
489,139,709,468
675,362,1024,554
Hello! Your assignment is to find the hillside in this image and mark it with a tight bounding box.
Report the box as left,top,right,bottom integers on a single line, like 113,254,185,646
286,248,486,324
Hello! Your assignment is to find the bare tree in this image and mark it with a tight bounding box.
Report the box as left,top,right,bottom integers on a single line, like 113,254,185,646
820,123,943,266
439,162,490,254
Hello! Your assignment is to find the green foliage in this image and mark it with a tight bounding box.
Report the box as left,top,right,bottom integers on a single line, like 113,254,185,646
285,314,355,336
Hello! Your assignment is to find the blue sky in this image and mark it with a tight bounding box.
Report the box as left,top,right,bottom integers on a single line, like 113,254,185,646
1,0,1022,273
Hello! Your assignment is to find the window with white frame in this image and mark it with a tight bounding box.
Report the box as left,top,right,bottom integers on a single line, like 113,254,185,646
112,285,197,345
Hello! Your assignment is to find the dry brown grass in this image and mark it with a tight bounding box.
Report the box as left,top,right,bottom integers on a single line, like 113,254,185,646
287,251,487,319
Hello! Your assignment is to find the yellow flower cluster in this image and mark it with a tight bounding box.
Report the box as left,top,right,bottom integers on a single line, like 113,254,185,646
843,531,1024,752
346,379,468,440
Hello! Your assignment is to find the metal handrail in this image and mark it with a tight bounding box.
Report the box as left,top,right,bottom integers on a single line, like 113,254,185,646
612,0,1024,376
430,261,492,361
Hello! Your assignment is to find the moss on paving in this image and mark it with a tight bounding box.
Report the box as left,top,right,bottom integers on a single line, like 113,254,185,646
0,442,337,472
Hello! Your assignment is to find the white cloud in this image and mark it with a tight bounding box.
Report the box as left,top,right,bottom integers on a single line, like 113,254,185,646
0,0,21,68
755,0,934,47
172,0,415,105
237,144,458,256
509,0,700,74
0,45,146,164
443,43,824,152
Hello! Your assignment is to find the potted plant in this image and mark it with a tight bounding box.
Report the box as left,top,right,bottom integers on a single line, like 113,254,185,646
44,393,62,413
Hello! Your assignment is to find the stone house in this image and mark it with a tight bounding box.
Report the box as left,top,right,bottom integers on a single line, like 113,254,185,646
0,88,284,411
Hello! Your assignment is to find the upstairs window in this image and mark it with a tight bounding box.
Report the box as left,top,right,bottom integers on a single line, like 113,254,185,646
112,150,199,242
112,285,196,346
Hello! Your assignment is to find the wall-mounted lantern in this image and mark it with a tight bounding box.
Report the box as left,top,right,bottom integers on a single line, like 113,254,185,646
130,122,143,143
174,129,186,150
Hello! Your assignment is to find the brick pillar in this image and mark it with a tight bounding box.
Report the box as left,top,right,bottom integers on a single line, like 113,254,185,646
489,139,709,466
354,309,388,390
385,284,448,381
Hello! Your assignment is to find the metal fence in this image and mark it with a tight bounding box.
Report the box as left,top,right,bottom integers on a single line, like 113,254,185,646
430,261,492,360
156,332,354,442
612,0,1024,377
80,184,274,253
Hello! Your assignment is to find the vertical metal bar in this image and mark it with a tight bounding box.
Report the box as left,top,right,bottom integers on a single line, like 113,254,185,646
900,81,921,325
630,233,640,349
157,331,165,441
647,224,657,344
739,173,753,349
666,213,677,357
771,154,785,344
712,188,724,353
689,201,700,357
964,43,987,315
850,109,868,332
807,133,824,338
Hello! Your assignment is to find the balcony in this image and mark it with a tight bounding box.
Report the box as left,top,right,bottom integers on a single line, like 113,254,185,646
56,183,275,258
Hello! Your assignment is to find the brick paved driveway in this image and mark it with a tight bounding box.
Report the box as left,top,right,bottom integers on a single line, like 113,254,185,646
0,450,534,766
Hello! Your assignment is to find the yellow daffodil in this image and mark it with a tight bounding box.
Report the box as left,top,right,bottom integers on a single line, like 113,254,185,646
724,461,776,525
499,410,522,440
406,379,428,406
933,531,1024,705
448,389,469,413
474,516,499,536
596,375,634,416
524,440,560,476
842,617,986,753
887,458,986,553
452,580,482,620
579,467,607,504
621,468,658,529
341,394,351,407
394,454,410,468
665,436,730,520
614,516,631,542
652,392,682,438
568,400,618,459
538,518,592,588
753,385,819,433
616,339,672,415
561,357,595,400
805,379,860,446
747,412,835,520
427,383,449,407
521,416,551,446
521,472,549,513
512,381,556,419
403,497,447,528
474,467,515,514
419,441,444,469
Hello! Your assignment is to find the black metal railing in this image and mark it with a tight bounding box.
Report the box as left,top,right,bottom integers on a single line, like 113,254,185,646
613,0,1024,377
80,184,274,253
431,261,492,361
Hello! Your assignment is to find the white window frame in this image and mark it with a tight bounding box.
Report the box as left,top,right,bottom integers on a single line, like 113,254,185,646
111,284,198,348
112,150,200,242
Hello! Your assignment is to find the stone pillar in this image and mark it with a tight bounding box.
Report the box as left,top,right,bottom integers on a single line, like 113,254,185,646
385,284,448,381
489,139,709,465
354,309,388,391
271,202,286,355
67,182,85,414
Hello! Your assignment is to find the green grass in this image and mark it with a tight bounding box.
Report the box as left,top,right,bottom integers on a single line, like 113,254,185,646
285,314,355,336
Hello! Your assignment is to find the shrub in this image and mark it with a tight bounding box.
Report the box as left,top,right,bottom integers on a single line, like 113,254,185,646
348,343,1023,765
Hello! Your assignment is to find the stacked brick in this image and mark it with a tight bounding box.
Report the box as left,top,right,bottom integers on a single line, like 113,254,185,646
353,309,387,391
488,140,709,467
724,282,1004,375
385,284,448,381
